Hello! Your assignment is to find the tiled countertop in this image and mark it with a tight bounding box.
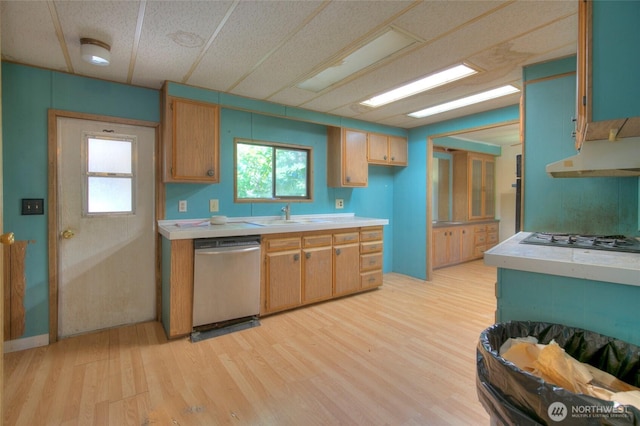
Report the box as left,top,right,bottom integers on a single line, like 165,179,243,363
484,232,640,287
158,213,389,240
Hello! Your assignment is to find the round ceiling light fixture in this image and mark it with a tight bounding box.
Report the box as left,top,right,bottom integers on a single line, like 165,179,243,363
80,38,111,66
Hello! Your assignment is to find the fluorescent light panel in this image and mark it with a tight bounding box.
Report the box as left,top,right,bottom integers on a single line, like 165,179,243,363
408,85,520,118
360,64,477,107
297,28,418,93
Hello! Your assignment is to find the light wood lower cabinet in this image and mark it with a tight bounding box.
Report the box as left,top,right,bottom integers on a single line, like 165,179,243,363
262,237,302,314
432,227,461,269
360,227,383,290
265,249,302,313
302,234,333,304
432,221,498,269
333,231,360,296
262,227,383,315
163,238,194,339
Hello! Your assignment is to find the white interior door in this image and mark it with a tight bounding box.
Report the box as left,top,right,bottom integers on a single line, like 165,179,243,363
57,117,156,338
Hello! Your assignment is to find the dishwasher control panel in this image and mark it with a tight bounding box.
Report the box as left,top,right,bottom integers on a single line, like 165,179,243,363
194,235,261,250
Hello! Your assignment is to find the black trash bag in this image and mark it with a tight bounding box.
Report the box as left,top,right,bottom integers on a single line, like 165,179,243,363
476,321,640,426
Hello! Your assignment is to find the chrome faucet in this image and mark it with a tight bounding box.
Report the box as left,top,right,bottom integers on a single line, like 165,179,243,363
281,203,291,220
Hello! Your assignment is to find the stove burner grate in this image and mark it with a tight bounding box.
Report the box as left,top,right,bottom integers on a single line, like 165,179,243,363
520,232,640,253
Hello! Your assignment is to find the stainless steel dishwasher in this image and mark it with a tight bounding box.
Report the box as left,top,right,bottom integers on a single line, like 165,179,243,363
193,235,261,328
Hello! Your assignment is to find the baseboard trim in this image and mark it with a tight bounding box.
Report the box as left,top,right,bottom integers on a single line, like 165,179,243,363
4,334,49,353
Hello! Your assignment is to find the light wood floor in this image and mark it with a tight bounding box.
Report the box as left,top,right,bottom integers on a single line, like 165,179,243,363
4,260,496,426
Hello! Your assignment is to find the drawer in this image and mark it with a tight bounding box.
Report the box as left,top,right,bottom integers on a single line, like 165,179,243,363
333,232,359,245
360,253,382,271
474,225,487,233
475,234,487,245
360,241,383,254
474,245,486,257
360,270,383,288
303,234,332,248
360,227,383,242
487,232,498,244
487,223,498,233
265,237,301,252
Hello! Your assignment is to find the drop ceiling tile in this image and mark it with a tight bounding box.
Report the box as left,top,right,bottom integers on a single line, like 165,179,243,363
55,0,140,83
1,2,68,71
131,1,235,89
301,1,577,117
232,0,415,101
187,0,323,92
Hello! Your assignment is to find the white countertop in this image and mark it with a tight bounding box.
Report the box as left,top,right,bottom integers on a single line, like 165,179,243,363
484,232,640,287
158,213,389,240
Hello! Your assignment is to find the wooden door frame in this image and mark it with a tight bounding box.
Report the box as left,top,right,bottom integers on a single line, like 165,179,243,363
47,110,162,343
426,120,519,281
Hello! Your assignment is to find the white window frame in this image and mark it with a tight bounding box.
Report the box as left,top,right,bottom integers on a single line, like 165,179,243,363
81,132,138,217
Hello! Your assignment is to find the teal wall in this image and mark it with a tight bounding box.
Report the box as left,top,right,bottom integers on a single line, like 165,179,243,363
162,82,400,277
523,58,638,235
393,106,519,279
2,62,158,338
2,64,404,338
496,268,640,347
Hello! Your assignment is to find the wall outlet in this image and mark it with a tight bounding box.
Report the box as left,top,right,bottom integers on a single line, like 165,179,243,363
335,199,344,209
178,200,187,212
209,199,219,212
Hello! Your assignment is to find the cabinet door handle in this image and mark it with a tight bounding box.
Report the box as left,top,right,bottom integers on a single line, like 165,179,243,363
384,155,387,160
391,156,395,161
207,169,215,177
305,252,311,259
335,248,341,255
346,176,351,183
293,254,300,261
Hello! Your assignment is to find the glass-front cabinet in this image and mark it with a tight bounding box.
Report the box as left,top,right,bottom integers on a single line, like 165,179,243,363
469,155,495,220
452,151,496,221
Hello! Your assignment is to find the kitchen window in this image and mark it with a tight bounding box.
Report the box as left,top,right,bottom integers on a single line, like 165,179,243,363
234,138,312,202
83,134,136,215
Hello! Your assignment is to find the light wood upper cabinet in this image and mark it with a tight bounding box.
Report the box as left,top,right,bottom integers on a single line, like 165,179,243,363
367,133,408,166
327,127,368,187
453,152,496,221
161,88,220,183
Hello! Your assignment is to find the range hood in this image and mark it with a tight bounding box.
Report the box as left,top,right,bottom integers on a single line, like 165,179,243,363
546,136,640,178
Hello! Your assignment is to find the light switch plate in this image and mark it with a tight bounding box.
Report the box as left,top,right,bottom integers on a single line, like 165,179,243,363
209,199,219,212
22,198,44,215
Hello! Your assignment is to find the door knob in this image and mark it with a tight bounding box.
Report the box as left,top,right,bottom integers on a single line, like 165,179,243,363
0,232,15,245
61,229,75,240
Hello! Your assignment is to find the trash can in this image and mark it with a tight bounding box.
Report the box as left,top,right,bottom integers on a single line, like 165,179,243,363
476,321,640,425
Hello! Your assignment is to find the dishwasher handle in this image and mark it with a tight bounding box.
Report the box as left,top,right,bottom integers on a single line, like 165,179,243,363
195,244,260,255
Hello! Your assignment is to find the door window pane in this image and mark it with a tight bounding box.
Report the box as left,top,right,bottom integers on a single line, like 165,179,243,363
88,138,132,173
88,177,132,213
84,134,136,215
